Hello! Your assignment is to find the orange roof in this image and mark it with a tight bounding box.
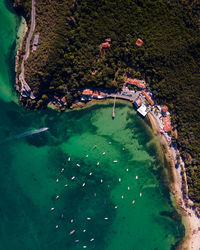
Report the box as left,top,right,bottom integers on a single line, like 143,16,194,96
162,105,168,113
141,90,154,105
82,89,93,95
105,38,111,42
136,38,143,47
61,96,66,103
99,92,107,96
126,78,145,89
162,116,172,132
92,91,98,97
136,99,141,105
100,42,110,48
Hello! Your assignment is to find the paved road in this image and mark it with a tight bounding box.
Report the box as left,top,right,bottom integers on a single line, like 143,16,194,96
108,91,140,103
19,0,36,99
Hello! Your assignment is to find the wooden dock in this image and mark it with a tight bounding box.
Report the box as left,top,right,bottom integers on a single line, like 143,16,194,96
112,96,116,119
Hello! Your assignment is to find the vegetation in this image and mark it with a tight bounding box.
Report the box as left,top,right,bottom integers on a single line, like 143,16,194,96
13,0,200,209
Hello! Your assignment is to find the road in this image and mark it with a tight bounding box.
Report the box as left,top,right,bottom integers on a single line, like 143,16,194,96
19,0,36,99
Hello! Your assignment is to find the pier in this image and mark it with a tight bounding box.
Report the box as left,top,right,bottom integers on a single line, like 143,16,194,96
112,96,116,119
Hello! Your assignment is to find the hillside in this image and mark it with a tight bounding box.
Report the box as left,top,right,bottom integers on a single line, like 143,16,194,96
13,0,200,209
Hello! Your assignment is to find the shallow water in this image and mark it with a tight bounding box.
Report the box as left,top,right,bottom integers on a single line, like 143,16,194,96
0,1,184,249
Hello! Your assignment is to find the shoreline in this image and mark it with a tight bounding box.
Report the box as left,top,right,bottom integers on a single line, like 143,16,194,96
147,112,200,250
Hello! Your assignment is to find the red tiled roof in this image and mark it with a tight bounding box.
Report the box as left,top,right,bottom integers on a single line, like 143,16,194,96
136,99,141,105
92,91,98,97
126,78,145,89
162,105,168,113
99,92,107,96
61,96,66,103
136,38,143,47
141,90,154,105
100,42,110,48
54,96,59,100
82,89,93,95
105,38,111,42
162,116,172,132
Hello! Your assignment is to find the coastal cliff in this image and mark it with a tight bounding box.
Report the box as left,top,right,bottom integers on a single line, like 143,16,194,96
13,0,200,214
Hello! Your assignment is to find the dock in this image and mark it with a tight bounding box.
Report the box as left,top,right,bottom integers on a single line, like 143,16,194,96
112,96,116,119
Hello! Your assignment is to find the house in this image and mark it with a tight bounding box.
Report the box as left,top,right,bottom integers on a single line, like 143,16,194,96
137,104,148,117
60,96,66,104
162,116,172,132
32,34,39,52
105,38,111,42
135,38,143,47
134,99,141,108
92,91,99,99
161,105,168,113
81,89,93,101
126,78,145,89
141,90,154,105
100,42,111,48
98,92,107,99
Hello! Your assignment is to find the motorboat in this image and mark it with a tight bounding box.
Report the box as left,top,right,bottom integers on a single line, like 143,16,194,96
97,162,99,166
102,152,106,155
90,238,94,242
87,217,91,220
113,160,118,163
51,207,55,211
70,230,75,235
132,200,135,204
56,178,59,182
89,172,92,176
82,182,86,187
68,157,71,162
86,155,88,158
104,217,108,220
56,195,59,200
119,178,121,182
140,192,142,197
76,164,80,167
61,168,65,173
136,176,138,180
71,176,75,180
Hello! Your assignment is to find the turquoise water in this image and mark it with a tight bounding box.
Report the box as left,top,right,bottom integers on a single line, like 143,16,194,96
0,1,184,249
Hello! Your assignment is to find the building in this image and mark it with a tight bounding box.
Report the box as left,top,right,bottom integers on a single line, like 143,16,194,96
32,34,39,52
105,38,111,42
135,38,143,47
92,91,99,99
134,99,141,108
81,89,93,101
162,116,172,132
126,78,146,89
137,104,148,117
161,105,168,113
100,42,111,48
141,90,154,105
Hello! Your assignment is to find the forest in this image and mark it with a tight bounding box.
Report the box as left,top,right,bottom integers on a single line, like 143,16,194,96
13,0,200,210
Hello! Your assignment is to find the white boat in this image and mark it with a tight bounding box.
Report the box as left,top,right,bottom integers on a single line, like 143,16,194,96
71,176,75,180
69,230,75,235
119,178,121,182
87,217,91,220
82,182,86,187
61,168,65,173
97,162,99,166
104,217,108,220
100,179,103,183
113,160,118,163
68,157,71,162
56,178,59,182
71,219,74,223
136,176,138,180
86,155,88,158
122,148,125,151
83,229,86,232
56,195,59,200
90,238,94,242
140,192,142,197
64,184,68,187
102,152,106,155
114,205,118,209
56,225,59,228
132,200,135,204
109,142,112,144
128,186,130,190
76,164,80,167
83,246,87,249
75,240,79,243
126,168,129,172
89,172,92,176
51,207,55,211
121,195,124,199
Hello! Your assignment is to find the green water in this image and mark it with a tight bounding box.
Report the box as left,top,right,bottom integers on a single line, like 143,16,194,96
0,1,184,249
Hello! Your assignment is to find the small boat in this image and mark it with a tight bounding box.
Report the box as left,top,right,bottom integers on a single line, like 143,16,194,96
56,195,59,200
104,217,108,220
102,152,106,155
75,240,79,243
126,168,129,172
100,179,103,183
82,182,86,187
51,207,55,211
121,195,124,199
71,219,74,223
132,200,135,204
122,148,125,151
83,229,86,232
136,176,138,180
90,238,94,242
56,178,59,183
69,230,75,235
113,160,118,163
83,246,87,249
89,172,92,176
68,157,71,162
60,214,64,219
93,145,97,148
128,186,130,190
76,164,80,167
97,162,100,166
94,193,96,197
119,178,121,182
56,225,59,229
108,142,112,144
87,217,91,220
114,205,118,209
71,176,76,180
61,168,65,173
140,192,142,197
64,184,68,187
86,155,88,158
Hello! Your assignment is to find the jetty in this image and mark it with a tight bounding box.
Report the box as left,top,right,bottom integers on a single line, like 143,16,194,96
112,96,116,119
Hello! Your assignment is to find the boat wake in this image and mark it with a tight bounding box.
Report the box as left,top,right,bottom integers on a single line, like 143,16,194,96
0,127,49,144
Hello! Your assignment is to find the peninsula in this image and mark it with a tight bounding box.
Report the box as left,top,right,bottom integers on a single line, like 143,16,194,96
13,0,200,248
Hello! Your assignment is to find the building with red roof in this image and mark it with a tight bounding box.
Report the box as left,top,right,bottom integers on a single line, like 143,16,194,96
126,78,145,89
100,42,111,48
134,99,141,108
105,38,111,42
82,89,93,95
61,96,66,104
162,116,172,132
162,105,168,113
92,91,99,99
141,90,154,105
136,38,143,47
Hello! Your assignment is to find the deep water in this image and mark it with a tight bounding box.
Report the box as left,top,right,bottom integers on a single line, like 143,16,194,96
0,1,184,249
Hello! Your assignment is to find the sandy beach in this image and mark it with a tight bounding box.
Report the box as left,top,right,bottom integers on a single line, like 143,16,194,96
147,112,200,250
